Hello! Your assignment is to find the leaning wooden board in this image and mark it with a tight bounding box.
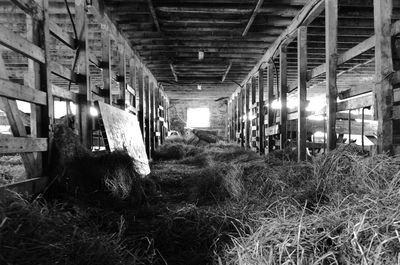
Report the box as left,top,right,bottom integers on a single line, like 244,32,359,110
96,101,150,176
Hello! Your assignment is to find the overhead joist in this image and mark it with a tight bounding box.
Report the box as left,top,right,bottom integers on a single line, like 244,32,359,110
0,78,47,105
170,63,178,82
0,25,45,63
147,0,161,32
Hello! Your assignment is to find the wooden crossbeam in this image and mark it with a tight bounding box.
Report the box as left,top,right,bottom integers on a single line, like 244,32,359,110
221,61,232,82
242,0,264,37
0,25,45,63
147,0,161,32
0,78,47,105
0,136,48,154
50,61,78,83
49,21,76,49
51,84,82,102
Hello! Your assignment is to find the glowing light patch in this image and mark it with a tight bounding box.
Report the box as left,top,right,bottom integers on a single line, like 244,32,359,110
271,99,281,110
187,107,210,128
90,106,99,117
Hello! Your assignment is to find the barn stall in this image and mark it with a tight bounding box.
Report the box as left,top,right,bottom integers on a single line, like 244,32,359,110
1,0,400,264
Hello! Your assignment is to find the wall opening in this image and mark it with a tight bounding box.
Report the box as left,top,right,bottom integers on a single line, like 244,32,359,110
187,107,210,128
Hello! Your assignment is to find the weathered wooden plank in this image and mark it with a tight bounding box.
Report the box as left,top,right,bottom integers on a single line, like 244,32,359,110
258,70,265,154
0,78,46,105
96,101,150,175
279,45,288,148
50,61,78,83
326,0,338,151
0,25,45,63
0,136,47,154
51,85,81,103
298,26,307,161
374,0,393,154
49,21,76,49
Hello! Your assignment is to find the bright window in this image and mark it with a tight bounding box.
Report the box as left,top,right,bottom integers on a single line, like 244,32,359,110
187,107,210,128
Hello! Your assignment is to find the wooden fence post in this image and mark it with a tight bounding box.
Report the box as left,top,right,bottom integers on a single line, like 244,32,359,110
298,26,308,161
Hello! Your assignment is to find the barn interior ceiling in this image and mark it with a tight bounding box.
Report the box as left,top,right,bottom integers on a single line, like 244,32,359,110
102,0,309,99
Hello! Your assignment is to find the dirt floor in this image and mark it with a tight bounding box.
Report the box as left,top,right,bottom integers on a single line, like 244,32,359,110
2,142,400,264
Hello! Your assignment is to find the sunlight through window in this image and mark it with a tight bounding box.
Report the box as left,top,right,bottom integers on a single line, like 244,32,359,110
187,107,210,128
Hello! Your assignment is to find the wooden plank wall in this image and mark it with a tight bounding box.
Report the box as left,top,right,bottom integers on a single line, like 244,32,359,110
0,0,169,193
228,0,400,159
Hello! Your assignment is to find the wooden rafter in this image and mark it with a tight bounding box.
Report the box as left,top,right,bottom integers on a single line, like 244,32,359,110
147,0,161,32
242,0,265,37
221,61,233,82
170,63,178,82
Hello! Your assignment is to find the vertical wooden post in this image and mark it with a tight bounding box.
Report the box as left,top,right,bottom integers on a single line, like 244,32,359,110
298,26,308,161
227,99,231,141
251,76,257,148
374,0,393,154
150,82,155,154
245,82,251,148
279,45,288,149
145,76,151,158
118,41,126,109
240,89,245,147
155,85,160,148
267,63,274,153
102,32,112,104
326,0,338,151
138,67,145,139
233,95,237,141
128,57,136,108
258,70,265,155
75,0,91,148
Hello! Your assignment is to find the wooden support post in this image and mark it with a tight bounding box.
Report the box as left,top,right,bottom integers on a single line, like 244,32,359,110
128,57,136,108
240,90,245,147
145,76,151,158
118,41,126,109
150,82,155,153
251,76,257,148
138,67,145,138
279,45,288,149
101,31,112,104
267,63,274,153
298,26,307,161
258,70,265,155
326,0,338,151
75,0,91,148
245,82,251,148
155,85,160,148
374,0,393,154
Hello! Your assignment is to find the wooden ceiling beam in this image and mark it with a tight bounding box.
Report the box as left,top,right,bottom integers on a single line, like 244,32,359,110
169,63,178,82
146,0,161,32
242,0,264,37
222,61,233,82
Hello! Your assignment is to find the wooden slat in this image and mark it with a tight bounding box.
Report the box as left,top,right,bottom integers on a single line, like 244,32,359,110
326,0,338,151
0,136,47,153
0,25,45,63
0,78,47,105
50,61,78,83
49,21,76,49
297,26,307,161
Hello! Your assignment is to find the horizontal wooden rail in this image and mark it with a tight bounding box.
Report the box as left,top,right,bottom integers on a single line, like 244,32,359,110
50,61,78,83
49,21,76,49
51,84,83,102
0,25,45,63
0,78,47,105
0,136,48,154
